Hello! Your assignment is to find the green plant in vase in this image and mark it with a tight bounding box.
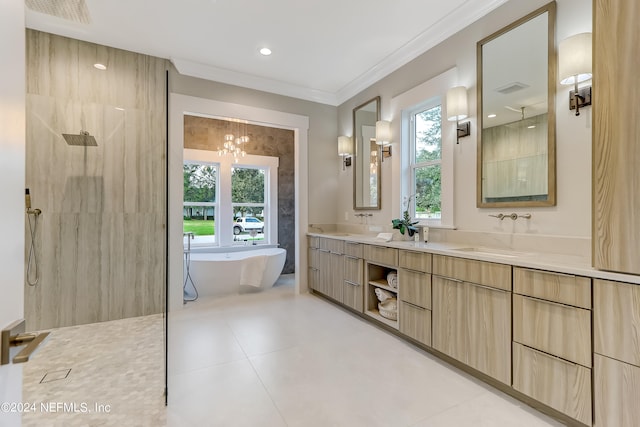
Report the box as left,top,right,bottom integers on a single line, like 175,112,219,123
392,194,419,237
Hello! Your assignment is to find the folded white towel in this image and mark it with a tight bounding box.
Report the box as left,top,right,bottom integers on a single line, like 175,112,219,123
387,272,398,289
240,255,267,287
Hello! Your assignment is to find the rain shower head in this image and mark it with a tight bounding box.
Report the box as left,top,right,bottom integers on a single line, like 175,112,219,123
62,131,98,147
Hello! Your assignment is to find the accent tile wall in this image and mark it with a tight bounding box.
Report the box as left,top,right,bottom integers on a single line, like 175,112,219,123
25,30,168,330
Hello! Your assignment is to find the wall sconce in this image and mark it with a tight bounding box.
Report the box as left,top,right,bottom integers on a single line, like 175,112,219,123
446,86,470,144
375,120,392,161
559,32,592,116
338,135,352,170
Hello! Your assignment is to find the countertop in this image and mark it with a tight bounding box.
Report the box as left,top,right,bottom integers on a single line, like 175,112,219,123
307,232,640,285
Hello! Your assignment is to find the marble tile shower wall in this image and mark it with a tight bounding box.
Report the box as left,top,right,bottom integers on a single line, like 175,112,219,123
184,116,296,274
25,30,168,330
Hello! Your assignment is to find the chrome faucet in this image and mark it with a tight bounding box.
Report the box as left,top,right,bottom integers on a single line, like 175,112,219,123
489,213,532,221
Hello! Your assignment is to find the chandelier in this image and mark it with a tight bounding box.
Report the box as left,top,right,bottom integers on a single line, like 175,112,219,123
218,119,249,162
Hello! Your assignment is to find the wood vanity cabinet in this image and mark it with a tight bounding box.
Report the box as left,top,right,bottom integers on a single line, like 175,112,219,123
512,267,592,425
320,238,344,302
398,250,432,346
593,0,640,276
432,255,511,384
342,242,364,312
594,279,640,427
308,237,364,312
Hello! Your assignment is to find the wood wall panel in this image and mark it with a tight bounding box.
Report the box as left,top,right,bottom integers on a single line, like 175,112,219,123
593,0,640,274
25,30,168,330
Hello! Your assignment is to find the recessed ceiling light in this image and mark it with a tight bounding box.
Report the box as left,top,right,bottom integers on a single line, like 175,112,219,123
487,114,497,118
94,63,107,70
259,47,272,56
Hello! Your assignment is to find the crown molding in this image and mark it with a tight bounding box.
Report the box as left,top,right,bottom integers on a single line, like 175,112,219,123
334,0,509,105
171,58,339,106
173,0,509,107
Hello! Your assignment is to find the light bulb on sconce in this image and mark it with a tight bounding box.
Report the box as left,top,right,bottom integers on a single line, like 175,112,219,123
446,86,471,144
559,32,592,116
375,120,392,161
338,136,352,170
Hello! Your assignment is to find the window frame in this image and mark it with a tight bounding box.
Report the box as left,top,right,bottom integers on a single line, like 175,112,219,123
183,148,279,247
183,161,219,246
408,100,443,221
393,67,457,229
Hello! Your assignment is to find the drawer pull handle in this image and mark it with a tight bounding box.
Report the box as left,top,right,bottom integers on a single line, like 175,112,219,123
471,283,510,293
520,344,580,368
518,267,575,280
434,275,463,283
402,301,426,310
345,255,360,260
400,268,427,274
345,281,360,287
520,294,577,309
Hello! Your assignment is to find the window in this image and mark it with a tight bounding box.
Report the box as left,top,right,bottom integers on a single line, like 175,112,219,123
183,148,278,247
231,166,266,242
183,163,218,245
410,102,442,220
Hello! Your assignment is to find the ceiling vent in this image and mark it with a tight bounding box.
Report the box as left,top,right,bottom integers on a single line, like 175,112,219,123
26,0,91,24
494,82,529,95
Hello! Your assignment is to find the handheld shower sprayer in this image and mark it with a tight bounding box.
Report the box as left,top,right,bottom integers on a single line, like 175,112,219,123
25,189,41,216
25,188,41,286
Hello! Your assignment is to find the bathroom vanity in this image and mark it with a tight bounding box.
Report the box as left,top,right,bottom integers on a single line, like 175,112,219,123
307,233,640,427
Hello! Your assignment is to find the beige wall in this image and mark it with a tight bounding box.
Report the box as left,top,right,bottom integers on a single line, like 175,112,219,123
336,0,592,239
25,30,168,330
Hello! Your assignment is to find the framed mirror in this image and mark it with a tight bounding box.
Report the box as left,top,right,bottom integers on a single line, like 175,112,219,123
353,96,381,210
477,2,556,207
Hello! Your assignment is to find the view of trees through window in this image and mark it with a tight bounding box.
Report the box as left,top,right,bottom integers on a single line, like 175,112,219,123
183,164,217,240
183,163,267,244
413,104,442,219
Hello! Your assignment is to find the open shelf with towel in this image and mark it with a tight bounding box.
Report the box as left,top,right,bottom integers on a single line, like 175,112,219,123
363,245,399,329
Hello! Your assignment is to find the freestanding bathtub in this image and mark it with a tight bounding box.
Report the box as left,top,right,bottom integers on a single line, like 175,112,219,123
186,247,286,297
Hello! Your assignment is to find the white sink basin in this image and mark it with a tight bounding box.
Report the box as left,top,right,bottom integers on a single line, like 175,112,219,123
453,247,522,258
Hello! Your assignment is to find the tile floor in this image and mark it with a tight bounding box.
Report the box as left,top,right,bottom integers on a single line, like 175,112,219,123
22,275,565,426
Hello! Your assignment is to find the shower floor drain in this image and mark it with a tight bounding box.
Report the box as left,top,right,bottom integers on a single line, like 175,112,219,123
40,369,71,384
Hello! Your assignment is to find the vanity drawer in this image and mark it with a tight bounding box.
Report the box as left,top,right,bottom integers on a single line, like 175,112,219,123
432,255,511,291
513,294,591,367
399,250,431,273
514,267,591,309
364,245,398,266
320,238,344,254
513,342,592,425
344,255,363,285
399,302,431,346
399,268,431,309
343,241,363,258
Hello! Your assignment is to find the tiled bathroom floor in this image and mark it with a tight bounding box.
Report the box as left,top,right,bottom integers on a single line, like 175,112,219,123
22,275,565,426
